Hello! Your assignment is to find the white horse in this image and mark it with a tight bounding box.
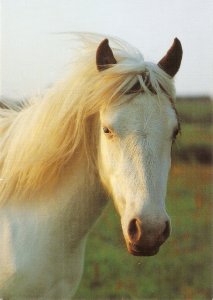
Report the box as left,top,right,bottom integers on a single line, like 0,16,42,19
0,34,182,299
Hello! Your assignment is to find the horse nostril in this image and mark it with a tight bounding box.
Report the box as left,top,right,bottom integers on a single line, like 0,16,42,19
162,221,170,240
128,218,142,242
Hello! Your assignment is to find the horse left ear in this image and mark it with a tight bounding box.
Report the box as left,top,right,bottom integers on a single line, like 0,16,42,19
96,39,117,71
158,38,183,77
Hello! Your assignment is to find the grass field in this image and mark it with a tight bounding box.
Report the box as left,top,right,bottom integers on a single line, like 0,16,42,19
75,97,212,299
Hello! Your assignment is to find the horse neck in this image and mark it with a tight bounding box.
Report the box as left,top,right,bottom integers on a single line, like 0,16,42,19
51,157,108,243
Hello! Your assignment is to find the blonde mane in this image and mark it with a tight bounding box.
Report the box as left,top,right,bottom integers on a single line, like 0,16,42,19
0,34,175,203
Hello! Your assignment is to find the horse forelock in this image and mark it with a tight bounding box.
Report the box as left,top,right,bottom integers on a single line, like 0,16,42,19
0,34,177,204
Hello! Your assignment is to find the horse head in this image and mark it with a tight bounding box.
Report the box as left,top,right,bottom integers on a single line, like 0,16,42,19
97,38,182,256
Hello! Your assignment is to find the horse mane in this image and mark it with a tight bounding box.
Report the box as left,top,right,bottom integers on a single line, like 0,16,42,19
0,33,175,203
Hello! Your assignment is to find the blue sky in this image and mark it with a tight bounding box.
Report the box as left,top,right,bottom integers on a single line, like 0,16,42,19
1,0,213,98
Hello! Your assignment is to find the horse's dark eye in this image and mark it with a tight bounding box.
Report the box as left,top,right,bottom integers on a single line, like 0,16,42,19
103,127,111,134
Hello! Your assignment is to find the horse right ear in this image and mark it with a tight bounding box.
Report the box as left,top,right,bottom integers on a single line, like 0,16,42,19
158,38,183,77
96,39,117,71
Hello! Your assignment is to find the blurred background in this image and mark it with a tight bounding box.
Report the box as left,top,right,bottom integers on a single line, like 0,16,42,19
1,0,212,299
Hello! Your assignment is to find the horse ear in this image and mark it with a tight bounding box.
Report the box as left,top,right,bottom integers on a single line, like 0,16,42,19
158,38,183,77
96,39,117,71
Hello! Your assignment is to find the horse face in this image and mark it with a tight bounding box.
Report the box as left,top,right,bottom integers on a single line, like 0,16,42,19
99,93,179,256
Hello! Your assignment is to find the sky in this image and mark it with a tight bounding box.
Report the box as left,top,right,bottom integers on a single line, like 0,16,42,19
1,0,213,99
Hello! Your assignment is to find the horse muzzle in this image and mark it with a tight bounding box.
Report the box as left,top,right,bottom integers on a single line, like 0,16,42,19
127,241,160,256
125,218,170,256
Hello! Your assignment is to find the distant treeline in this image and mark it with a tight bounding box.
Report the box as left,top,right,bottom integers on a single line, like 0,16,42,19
174,96,212,164
176,96,212,125
176,95,212,102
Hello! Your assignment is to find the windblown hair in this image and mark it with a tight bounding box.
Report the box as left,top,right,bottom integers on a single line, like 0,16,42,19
0,34,175,203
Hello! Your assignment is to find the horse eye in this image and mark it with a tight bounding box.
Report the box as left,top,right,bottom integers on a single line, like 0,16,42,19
103,127,111,134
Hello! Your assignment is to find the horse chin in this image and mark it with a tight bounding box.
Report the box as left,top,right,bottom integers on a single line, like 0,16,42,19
127,244,160,257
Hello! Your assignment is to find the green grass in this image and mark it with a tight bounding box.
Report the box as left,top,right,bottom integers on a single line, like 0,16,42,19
75,98,212,299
